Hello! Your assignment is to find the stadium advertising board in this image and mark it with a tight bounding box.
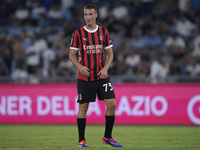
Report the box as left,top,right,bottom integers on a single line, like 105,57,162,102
0,83,200,125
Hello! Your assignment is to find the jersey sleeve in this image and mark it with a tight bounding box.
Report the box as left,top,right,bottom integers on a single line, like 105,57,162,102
70,30,79,50
104,28,113,49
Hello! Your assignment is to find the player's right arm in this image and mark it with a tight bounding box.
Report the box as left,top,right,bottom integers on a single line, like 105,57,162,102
69,49,90,77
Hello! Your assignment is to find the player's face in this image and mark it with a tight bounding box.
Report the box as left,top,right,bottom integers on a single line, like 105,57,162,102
84,8,97,26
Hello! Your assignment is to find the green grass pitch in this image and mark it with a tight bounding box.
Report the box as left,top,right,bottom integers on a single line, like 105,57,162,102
0,125,200,150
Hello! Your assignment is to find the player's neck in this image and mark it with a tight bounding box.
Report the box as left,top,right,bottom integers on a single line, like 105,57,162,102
85,24,97,31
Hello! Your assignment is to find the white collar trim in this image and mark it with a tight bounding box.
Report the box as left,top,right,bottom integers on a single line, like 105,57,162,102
84,25,98,33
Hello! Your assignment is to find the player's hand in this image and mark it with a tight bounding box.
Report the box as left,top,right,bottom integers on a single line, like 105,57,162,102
98,68,107,79
79,66,90,77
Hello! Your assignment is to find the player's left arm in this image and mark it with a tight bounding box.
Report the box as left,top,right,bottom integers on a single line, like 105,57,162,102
98,47,113,79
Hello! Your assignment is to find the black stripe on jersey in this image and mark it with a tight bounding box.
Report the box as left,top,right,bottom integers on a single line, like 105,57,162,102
91,33,97,80
77,29,84,66
84,29,91,81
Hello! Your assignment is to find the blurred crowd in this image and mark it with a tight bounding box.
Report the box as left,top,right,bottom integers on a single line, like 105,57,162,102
0,0,200,83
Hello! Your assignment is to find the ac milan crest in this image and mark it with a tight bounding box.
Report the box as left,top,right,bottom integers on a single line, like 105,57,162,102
78,93,82,100
99,35,102,41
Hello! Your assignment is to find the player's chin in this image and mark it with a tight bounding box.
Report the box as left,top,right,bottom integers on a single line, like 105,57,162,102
87,22,92,26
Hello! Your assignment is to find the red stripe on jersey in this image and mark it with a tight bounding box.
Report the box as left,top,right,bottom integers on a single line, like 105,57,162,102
94,31,99,80
79,27,88,81
104,29,109,47
75,31,82,79
80,28,88,69
72,31,78,48
106,28,112,46
76,31,82,62
98,26,104,70
88,32,94,81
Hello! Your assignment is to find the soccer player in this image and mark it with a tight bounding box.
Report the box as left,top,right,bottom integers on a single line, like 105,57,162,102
69,4,123,148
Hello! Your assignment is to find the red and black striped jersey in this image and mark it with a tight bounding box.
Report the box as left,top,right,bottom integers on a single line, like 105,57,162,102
70,25,113,81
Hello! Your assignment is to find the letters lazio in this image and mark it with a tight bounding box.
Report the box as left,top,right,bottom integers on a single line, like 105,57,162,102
0,95,168,116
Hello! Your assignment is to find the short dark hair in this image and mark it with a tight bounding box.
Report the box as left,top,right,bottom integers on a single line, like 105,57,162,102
84,4,97,12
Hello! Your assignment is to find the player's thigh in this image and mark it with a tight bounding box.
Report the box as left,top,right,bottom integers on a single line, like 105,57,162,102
78,103,89,112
